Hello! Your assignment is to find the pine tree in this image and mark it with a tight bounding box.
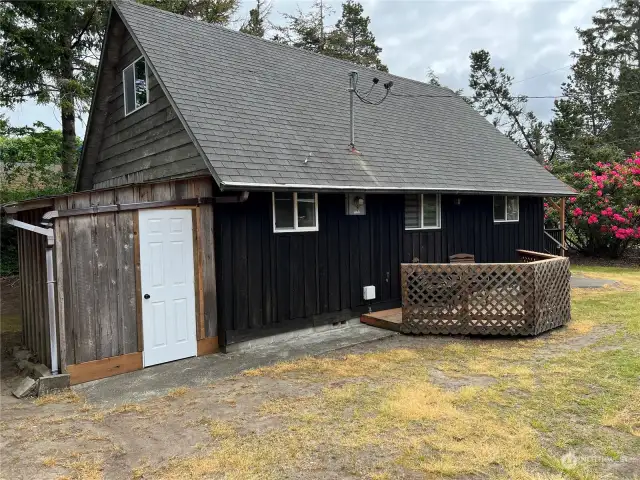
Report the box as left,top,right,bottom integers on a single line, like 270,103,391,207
273,0,332,53
468,50,552,163
325,0,387,71
0,0,108,183
240,0,270,38
138,0,240,25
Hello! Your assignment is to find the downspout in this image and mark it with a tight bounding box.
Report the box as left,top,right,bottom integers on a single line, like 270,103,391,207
6,218,59,375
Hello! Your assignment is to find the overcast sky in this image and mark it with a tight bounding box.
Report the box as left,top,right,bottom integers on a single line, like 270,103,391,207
2,0,603,137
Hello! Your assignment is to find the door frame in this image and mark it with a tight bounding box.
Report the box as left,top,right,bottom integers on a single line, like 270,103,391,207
134,206,212,366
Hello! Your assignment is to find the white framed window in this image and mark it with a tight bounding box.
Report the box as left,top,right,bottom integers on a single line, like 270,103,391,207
272,192,319,232
493,195,519,222
123,56,149,116
405,194,441,230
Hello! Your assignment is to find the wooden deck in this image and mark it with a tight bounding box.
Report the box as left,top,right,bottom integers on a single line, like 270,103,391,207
360,308,403,332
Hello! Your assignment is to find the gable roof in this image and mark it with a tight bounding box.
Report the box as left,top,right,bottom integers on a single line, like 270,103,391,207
84,0,572,196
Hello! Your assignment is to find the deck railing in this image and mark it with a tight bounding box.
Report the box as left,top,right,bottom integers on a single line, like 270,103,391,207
400,250,571,336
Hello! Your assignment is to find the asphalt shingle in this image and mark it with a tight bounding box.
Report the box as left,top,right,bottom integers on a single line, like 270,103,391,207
114,1,573,196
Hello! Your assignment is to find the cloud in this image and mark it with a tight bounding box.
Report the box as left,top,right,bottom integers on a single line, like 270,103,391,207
3,0,599,134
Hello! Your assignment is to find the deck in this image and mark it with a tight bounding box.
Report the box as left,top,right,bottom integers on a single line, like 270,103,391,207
360,308,403,332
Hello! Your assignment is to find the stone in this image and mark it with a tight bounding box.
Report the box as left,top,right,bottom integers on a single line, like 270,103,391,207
12,377,37,399
31,363,51,379
37,374,71,397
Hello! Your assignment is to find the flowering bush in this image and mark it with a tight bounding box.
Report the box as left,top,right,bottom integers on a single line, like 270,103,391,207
547,152,640,258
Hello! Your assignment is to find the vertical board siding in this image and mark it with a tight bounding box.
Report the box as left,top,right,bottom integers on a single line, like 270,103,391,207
16,208,51,367
53,177,215,366
215,193,545,345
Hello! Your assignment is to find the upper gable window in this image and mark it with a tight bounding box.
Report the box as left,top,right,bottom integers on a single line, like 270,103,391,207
405,194,441,230
493,195,519,222
123,56,148,116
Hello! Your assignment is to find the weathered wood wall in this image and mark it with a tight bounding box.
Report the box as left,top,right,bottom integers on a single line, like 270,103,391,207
77,11,208,191
16,208,52,367
54,177,216,368
214,193,545,345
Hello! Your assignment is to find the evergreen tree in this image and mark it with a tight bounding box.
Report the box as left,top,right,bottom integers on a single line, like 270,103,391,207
273,0,332,53
468,50,552,163
240,0,270,38
0,0,108,183
325,0,387,71
138,0,240,25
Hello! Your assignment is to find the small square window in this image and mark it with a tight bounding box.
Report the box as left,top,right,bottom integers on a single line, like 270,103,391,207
493,195,519,222
405,194,441,230
273,192,318,232
123,56,149,116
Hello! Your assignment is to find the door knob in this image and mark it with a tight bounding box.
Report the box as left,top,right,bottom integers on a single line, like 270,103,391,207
144,294,150,299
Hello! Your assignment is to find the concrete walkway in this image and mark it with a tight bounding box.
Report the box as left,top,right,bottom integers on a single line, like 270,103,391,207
74,322,396,406
571,274,620,289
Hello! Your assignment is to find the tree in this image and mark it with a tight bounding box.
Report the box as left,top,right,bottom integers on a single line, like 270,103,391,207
138,0,239,24
240,0,270,38
0,1,108,184
0,122,79,203
273,0,332,52
468,50,553,164
324,0,387,71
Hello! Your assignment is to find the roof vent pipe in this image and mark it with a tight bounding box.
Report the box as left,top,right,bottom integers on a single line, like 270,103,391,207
349,71,357,149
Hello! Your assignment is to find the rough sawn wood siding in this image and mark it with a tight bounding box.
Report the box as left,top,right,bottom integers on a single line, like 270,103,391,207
214,193,544,345
81,12,207,190
16,208,52,367
54,178,216,368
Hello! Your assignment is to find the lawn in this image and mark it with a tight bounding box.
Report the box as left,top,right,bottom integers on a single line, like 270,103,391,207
0,266,638,479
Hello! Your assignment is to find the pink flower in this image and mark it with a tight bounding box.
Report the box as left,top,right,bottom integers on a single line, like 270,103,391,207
596,190,603,197
587,214,598,225
611,225,619,232
569,197,576,203
613,214,627,223
573,207,583,216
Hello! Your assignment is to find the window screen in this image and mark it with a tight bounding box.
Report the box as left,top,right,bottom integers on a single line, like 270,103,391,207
405,194,421,229
423,194,439,227
493,196,506,221
274,192,294,229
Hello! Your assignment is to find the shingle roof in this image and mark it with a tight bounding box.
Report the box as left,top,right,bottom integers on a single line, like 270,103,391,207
113,1,573,196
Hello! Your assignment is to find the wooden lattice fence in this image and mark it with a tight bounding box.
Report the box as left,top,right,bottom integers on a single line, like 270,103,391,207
401,250,571,336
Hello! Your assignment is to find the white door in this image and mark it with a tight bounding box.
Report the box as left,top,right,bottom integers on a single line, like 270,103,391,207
139,209,197,367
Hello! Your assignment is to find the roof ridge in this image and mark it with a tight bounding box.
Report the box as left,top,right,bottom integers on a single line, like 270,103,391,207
114,0,454,95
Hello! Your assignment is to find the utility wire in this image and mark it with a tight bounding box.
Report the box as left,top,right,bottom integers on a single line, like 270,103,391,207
511,65,572,85
388,90,640,100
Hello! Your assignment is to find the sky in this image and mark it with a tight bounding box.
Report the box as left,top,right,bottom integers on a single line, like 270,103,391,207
2,0,603,137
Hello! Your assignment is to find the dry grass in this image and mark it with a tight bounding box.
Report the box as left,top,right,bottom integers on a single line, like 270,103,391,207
34,390,82,406
602,387,640,437
166,387,189,398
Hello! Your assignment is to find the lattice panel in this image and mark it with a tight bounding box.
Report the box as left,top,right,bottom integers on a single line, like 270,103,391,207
401,253,571,337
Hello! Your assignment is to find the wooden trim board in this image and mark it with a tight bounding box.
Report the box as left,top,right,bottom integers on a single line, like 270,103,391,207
197,337,219,356
66,352,143,385
133,211,143,352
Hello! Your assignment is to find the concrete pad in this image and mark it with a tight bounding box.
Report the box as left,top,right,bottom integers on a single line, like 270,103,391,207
37,374,71,396
571,274,620,289
74,322,396,406
12,377,37,398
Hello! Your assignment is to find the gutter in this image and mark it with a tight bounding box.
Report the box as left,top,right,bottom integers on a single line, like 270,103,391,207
5,218,59,375
219,181,575,197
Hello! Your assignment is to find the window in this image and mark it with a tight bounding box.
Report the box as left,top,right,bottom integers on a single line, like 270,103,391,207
272,192,318,232
493,195,519,222
123,56,148,115
405,194,441,230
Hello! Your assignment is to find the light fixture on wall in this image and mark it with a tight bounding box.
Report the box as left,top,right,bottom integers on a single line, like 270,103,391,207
454,197,462,206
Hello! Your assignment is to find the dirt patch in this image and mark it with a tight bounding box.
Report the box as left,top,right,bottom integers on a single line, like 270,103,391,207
428,368,496,391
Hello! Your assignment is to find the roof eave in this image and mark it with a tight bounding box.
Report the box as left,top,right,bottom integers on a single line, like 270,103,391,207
219,181,576,197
